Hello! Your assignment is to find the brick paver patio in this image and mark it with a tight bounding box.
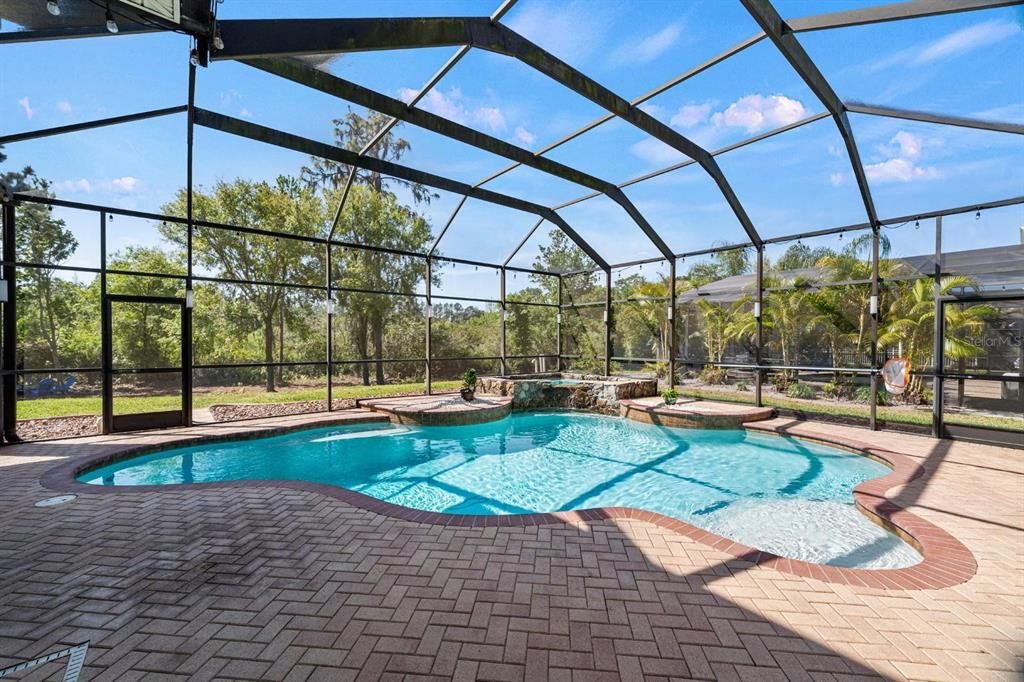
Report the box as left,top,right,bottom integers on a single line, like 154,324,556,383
0,411,1020,681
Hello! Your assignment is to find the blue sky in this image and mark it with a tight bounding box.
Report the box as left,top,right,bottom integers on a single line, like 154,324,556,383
3,0,1023,296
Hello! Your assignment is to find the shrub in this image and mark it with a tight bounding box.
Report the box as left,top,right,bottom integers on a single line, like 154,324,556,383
771,371,796,392
462,368,477,390
854,386,886,405
785,383,817,400
735,381,748,392
699,366,729,385
661,388,679,405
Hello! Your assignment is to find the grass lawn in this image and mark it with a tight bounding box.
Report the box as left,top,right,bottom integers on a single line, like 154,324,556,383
680,385,1022,432
17,381,461,420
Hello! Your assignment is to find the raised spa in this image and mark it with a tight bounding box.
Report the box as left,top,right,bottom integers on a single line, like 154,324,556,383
79,412,921,569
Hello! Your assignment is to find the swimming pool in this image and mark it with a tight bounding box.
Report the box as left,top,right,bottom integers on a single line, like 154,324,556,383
79,412,921,569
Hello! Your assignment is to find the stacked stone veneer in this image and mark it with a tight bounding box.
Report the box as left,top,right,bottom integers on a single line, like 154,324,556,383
477,373,657,414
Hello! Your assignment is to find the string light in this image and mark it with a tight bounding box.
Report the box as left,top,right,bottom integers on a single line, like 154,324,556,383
46,0,60,16
105,5,118,33
975,209,981,220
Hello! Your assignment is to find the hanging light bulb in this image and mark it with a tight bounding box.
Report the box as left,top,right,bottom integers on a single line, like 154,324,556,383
914,219,919,229
189,49,200,66
105,7,118,33
975,209,981,220
46,0,60,16
212,30,225,51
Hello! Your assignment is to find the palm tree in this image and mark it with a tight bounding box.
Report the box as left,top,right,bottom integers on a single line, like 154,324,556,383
878,275,996,397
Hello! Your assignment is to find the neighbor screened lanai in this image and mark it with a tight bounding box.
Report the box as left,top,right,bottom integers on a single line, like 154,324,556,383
0,0,1021,445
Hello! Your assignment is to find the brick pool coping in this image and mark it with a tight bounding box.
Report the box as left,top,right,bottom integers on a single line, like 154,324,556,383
39,409,976,591
620,397,775,429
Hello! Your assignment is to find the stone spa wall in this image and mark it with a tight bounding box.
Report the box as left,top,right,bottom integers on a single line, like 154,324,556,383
477,373,657,414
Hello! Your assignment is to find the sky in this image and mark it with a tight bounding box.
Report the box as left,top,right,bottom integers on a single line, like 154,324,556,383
2,0,1023,299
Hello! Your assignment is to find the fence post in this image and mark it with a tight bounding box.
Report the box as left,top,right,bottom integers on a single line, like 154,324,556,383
1,202,17,442
755,245,764,408
425,256,432,394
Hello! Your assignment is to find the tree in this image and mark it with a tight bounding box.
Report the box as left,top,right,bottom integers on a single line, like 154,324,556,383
331,185,431,385
162,176,327,391
879,275,995,397
14,177,78,368
301,107,436,204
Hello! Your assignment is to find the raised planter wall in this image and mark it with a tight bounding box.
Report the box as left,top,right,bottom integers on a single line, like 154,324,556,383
477,373,657,414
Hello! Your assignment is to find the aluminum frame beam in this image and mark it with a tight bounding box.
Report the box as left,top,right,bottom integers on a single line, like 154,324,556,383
788,0,1023,32
845,101,1024,135
193,108,609,269
214,16,764,248
741,0,879,226
244,57,675,261
0,105,188,146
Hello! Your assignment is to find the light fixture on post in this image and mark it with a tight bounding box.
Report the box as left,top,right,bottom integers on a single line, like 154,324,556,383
326,299,335,315
46,0,60,16
869,295,878,316
0,279,8,303
212,30,224,51
185,289,194,309
753,301,761,319
105,5,118,33
189,49,200,66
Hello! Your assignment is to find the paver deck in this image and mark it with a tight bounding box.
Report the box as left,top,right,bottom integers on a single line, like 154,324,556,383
0,410,1020,681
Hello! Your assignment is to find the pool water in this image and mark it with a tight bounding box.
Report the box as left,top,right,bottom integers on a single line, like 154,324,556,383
80,412,921,569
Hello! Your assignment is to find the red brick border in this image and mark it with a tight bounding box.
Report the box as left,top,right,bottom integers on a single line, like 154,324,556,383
39,413,976,591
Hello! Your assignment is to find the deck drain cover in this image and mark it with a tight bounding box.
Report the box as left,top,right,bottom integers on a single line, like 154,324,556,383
34,495,76,508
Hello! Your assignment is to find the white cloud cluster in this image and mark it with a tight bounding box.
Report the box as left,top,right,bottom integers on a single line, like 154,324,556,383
18,96,33,120
53,176,144,195
56,99,72,114
865,131,941,184
399,85,537,146
505,0,609,64
913,20,1019,64
611,24,682,65
710,95,807,134
630,94,808,165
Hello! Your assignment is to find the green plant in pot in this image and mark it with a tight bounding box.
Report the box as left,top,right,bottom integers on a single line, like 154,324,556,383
460,368,477,401
661,388,679,406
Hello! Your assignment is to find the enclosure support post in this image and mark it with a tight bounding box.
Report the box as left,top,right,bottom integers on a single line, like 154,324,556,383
500,267,507,375
183,61,196,427
869,225,880,430
604,269,612,377
326,242,333,411
1,202,17,442
932,216,944,437
668,259,677,390
100,212,112,435
755,245,764,408
556,275,562,372
425,256,432,395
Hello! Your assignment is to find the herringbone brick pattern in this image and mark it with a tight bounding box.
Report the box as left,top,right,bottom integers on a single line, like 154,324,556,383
0,413,1020,681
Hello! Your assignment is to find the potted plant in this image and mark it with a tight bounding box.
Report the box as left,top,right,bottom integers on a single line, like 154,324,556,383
460,368,477,401
661,388,679,406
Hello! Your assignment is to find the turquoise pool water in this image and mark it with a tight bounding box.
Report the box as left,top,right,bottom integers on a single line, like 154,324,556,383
79,412,921,568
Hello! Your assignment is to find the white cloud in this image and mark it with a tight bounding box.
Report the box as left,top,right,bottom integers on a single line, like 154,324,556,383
711,94,807,133
628,137,686,165
514,126,536,146
54,178,92,194
111,176,140,193
865,158,940,184
865,131,941,184
670,103,712,129
829,172,845,188
913,20,1020,64
611,24,682,65
505,0,609,64
53,176,143,195
239,107,253,118
890,130,922,159
56,99,72,114
475,106,506,133
403,86,510,134
17,96,33,120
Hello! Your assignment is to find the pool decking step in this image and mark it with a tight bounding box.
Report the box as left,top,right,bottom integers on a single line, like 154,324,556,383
360,394,513,426
620,397,774,428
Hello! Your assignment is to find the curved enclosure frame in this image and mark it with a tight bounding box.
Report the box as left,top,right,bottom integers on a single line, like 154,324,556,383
0,0,1021,445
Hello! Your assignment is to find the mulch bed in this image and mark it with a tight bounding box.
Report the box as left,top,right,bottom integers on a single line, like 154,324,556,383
14,415,102,441
207,399,356,422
